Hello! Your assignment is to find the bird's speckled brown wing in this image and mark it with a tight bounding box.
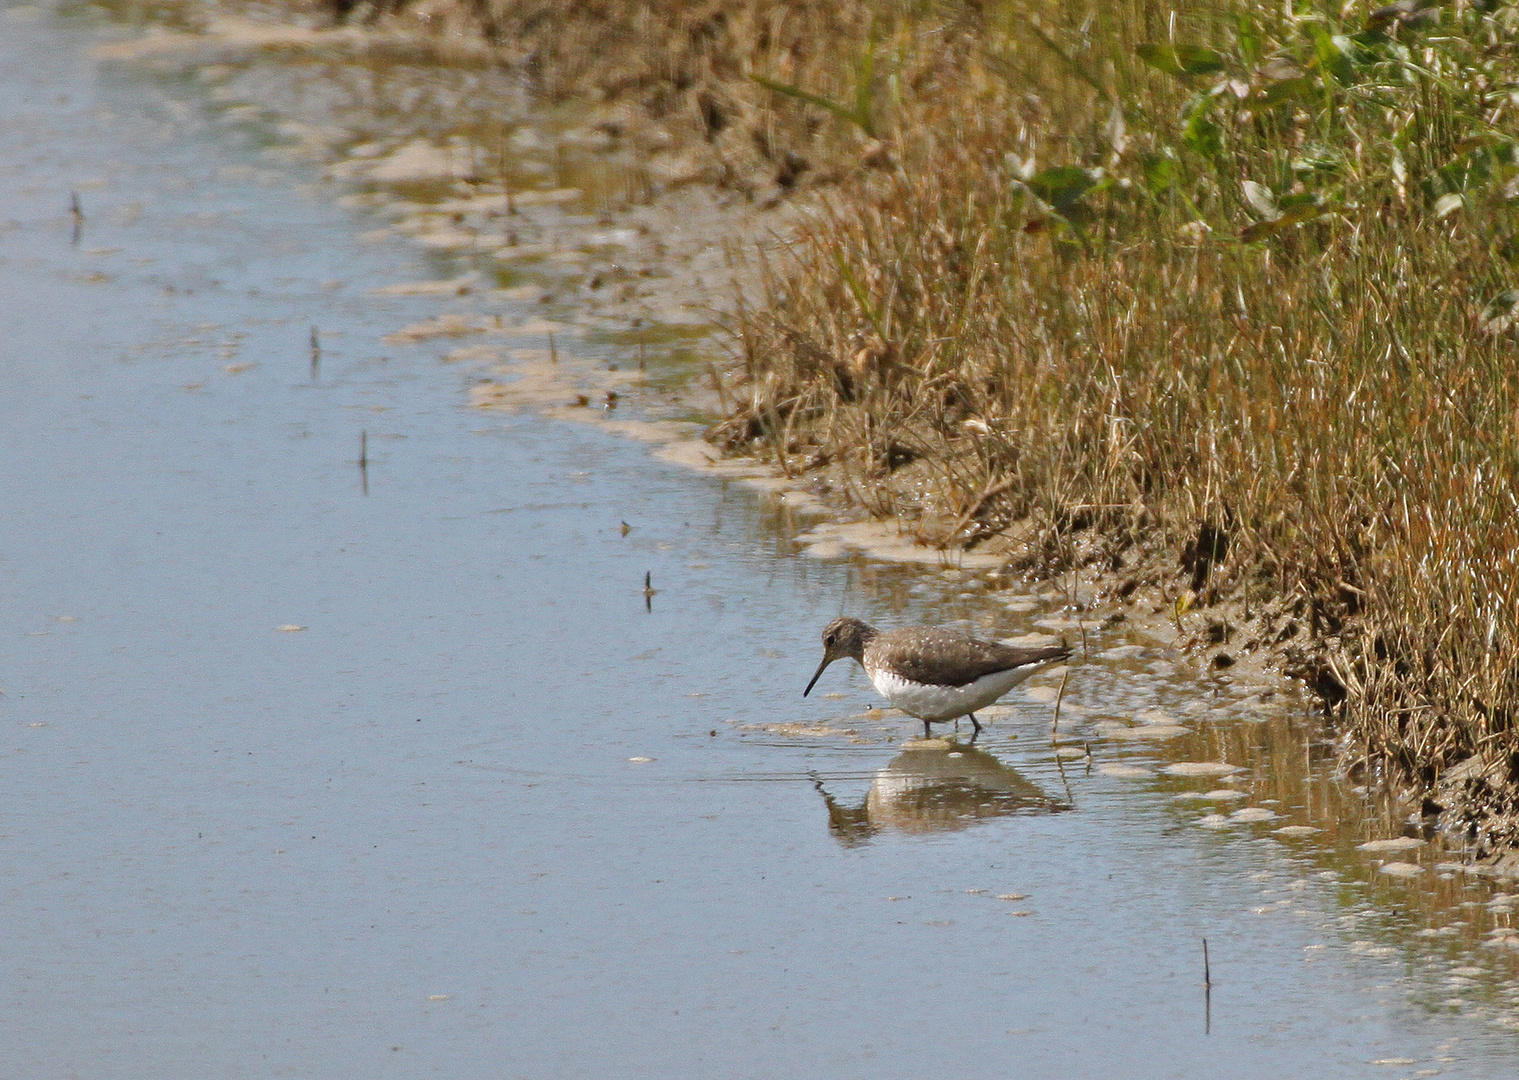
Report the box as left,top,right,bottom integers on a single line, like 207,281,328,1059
872,627,1069,688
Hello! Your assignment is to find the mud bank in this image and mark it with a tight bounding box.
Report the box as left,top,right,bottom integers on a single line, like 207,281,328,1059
413,0,1519,861
32,3,1519,1062
85,0,1519,868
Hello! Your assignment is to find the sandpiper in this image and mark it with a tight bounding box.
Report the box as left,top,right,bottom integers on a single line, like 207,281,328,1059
803,616,1070,739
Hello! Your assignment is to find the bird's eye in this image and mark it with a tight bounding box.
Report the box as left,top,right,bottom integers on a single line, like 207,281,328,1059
824,632,835,646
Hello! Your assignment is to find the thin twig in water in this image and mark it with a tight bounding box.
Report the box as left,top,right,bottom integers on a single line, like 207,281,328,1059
1202,936,1213,1035
708,362,731,412
1051,746,1074,804
1050,663,1070,746
1050,663,1075,802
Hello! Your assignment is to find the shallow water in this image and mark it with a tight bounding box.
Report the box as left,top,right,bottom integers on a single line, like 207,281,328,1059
3,4,1519,1077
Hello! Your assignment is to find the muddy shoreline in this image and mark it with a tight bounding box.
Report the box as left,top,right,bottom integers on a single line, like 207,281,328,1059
86,2,1519,868
20,5,1519,1069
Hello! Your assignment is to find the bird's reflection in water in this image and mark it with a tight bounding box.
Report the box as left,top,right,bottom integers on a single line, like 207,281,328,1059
814,740,1070,846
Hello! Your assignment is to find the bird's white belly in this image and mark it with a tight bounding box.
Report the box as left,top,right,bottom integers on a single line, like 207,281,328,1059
867,665,1037,722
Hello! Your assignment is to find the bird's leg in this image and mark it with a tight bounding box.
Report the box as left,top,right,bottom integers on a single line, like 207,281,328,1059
923,718,932,739
968,713,982,743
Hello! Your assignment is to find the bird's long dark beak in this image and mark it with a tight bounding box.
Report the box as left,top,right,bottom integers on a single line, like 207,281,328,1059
803,654,834,697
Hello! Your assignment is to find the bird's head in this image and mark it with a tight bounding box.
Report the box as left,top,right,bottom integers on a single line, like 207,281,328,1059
803,616,875,697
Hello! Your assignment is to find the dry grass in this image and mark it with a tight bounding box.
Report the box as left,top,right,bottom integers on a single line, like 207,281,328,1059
695,0,1519,845
303,0,1519,844
330,0,887,200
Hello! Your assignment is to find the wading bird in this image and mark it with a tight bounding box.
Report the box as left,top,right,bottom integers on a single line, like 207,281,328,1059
804,616,1070,740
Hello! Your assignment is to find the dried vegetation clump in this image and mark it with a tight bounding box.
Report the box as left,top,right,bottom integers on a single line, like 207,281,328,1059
700,0,1519,851
317,0,1519,848
329,0,888,202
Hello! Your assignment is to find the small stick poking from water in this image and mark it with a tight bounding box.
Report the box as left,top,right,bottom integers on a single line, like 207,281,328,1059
1050,663,1070,746
309,325,321,380
1203,937,1213,1035
548,331,557,364
358,430,369,495
642,571,657,612
707,362,732,412
69,190,83,246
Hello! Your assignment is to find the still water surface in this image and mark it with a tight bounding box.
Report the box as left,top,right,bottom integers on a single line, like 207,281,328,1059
2,5,1518,1077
